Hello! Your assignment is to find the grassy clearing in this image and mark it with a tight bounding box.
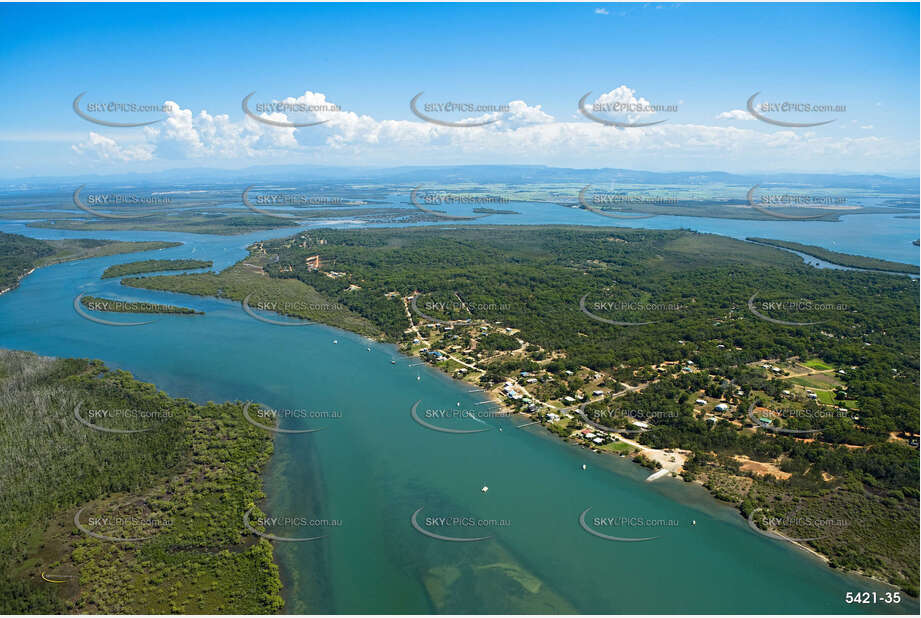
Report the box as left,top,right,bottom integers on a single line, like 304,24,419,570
123,258,380,339
598,440,637,454
789,373,843,390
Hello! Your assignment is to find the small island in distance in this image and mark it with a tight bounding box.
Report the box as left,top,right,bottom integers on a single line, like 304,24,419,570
473,207,521,215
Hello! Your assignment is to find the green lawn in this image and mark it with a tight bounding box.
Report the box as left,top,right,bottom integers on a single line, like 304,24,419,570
803,358,833,371
598,440,637,454
789,374,842,390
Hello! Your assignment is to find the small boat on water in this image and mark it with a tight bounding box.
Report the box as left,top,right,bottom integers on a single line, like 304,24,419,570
582,464,587,470
333,340,338,344
391,360,396,365
481,485,488,493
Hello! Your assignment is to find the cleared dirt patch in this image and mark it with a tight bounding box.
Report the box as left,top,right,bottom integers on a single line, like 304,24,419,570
734,455,792,480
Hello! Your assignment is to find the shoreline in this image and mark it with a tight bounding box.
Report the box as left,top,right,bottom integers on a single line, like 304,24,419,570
0,266,36,298
397,308,686,479
396,293,686,478
49,226,917,598
258,412,325,615
745,238,919,276
0,349,285,613
751,510,909,595
410,340,913,597
389,313,917,598
0,234,185,298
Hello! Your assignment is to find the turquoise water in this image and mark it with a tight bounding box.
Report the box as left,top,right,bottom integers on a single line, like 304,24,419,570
369,197,920,266
0,220,917,613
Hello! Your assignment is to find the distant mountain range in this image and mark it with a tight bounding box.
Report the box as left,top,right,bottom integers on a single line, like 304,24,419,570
3,164,918,192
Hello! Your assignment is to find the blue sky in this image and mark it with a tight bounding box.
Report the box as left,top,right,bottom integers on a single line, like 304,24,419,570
0,2,918,177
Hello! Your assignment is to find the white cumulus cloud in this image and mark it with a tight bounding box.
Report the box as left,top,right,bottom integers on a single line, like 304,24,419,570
716,109,754,121
67,89,916,171
71,132,154,161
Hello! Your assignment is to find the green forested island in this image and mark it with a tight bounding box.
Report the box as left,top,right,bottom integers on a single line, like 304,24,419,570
0,349,283,614
101,259,213,279
124,225,920,594
747,237,920,275
27,207,422,235
0,232,180,293
27,213,305,235
80,295,202,315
